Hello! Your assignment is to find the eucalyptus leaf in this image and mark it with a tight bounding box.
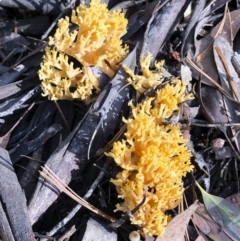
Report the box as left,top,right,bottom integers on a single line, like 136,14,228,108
192,203,233,241
196,182,240,241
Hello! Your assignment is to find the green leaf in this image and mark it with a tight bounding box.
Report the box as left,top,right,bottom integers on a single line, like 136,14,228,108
196,181,240,241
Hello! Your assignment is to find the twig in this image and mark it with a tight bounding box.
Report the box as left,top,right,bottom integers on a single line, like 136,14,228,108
0,102,35,148
215,46,238,100
41,0,78,40
54,101,71,132
0,49,16,65
44,162,109,238
195,3,227,63
183,119,240,127
186,57,240,105
227,5,233,48
39,165,116,222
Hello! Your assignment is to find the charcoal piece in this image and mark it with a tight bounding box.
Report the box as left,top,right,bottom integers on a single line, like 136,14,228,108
0,32,30,53
10,123,62,163
0,64,27,87
0,77,40,100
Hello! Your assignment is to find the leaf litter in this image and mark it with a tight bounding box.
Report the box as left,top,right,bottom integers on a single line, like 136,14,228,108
1,0,240,241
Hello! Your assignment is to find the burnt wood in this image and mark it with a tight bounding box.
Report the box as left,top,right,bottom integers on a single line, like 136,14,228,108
0,147,35,241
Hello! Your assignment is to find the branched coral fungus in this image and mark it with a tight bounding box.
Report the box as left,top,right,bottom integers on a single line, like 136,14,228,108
124,53,164,93
106,80,193,237
39,0,128,100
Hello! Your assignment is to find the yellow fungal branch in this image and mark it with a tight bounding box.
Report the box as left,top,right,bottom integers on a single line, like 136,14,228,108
38,0,128,100
106,80,193,237
124,53,165,93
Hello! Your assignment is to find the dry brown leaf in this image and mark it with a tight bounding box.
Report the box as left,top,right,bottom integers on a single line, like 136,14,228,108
213,36,240,99
156,201,199,241
226,192,240,209
192,203,233,241
213,36,240,153
192,209,211,234
192,9,240,86
144,234,155,241
195,235,206,241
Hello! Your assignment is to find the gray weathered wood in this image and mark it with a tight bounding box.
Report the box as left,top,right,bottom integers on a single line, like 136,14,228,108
0,0,61,14
0,147,35,241
28,47,137,225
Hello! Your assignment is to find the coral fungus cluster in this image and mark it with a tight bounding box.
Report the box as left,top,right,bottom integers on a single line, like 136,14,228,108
38,0,128,100
124,53,164,93
39,0,194,236
106,80,193,236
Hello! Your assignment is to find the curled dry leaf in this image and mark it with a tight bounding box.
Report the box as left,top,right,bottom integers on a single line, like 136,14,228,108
195,235,206,241
156,201,199,241
196,182,240,241
192,203,232,241
181,0,208,59
226,192,240,209
213,36,240,153
213,36,240,99
191,9,240,86
187,10,240,160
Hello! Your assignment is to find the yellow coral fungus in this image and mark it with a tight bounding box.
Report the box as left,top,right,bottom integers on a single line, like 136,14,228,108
106,80,193,237
124,53,164,93
39,0,128,100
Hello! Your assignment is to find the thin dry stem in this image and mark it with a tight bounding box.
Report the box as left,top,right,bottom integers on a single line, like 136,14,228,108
195,3,228,63
54,101,71,131
186,57,240,105
215,46,239,100
39,165,116,222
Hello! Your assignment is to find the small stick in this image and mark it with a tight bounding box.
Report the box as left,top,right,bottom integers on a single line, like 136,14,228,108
186,57,240,104
182,120,240,128
54,101,71,132
39,166,116,223
45,162,108,238
215,46,238,100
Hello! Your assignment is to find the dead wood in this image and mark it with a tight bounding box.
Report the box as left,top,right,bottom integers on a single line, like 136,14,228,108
0,147,35,241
